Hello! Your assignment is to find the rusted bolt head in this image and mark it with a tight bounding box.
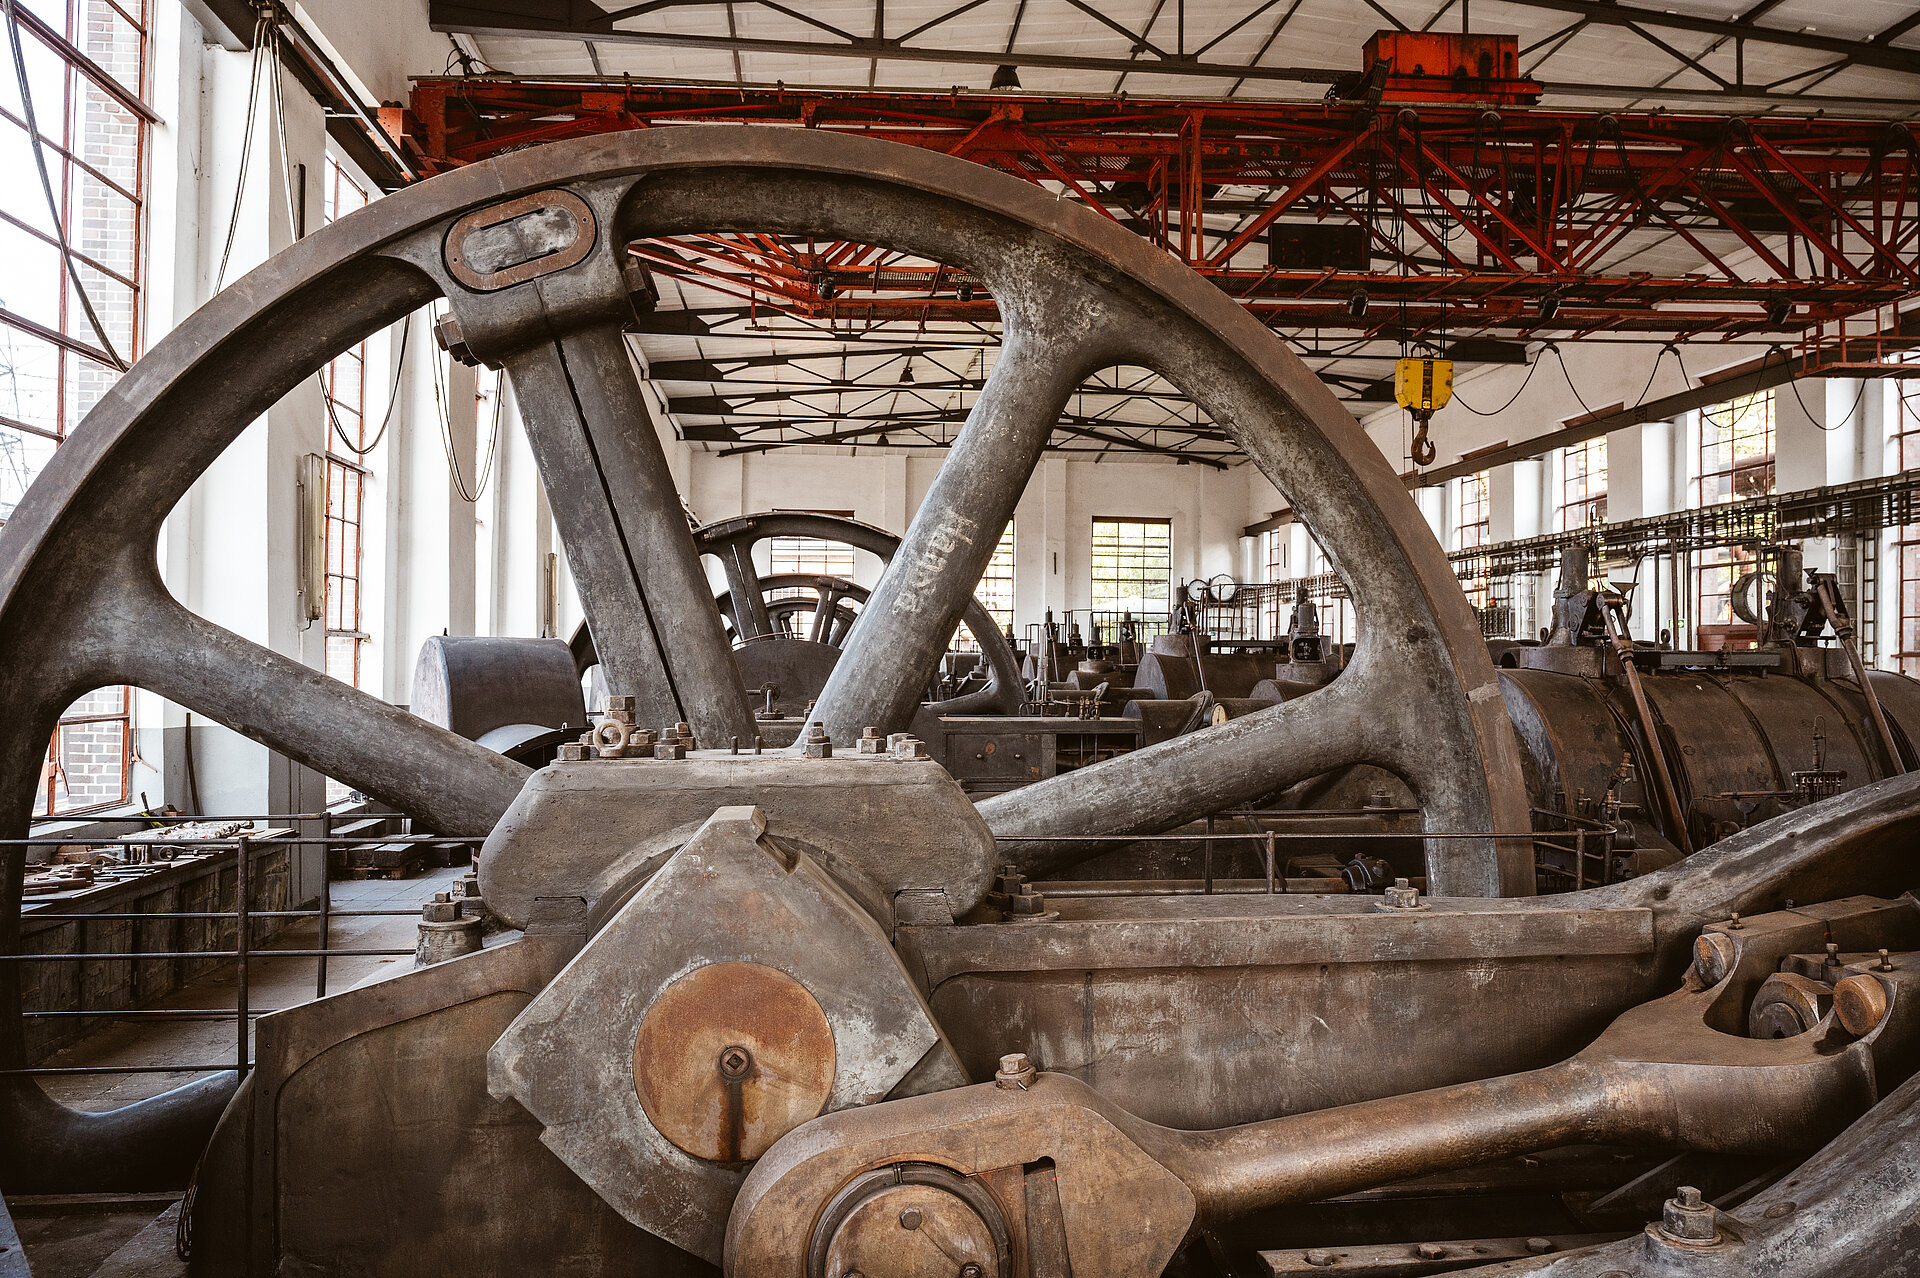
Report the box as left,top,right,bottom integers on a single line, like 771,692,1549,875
717,1045,752,1080
1661,1186,1718,1242
898,1207,922,1230
1693,931,1737,985
994,1053,1035,1089
1764,1201,1795,1219
863,725,882,740
806,721,828,741
1835,973,1891,1035
959,1266,982,1278
1880,948,1896,971
1303,1250,1336,1267
1417,1242,1446,1259
1381,879,1422,910
1526,1237,1555,1255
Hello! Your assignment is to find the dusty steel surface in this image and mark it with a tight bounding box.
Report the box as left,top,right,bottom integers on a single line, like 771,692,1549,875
477,750,997,930
738,895,1920,1274
410,633,587,742
488,805,959,1263
632,961,837,1163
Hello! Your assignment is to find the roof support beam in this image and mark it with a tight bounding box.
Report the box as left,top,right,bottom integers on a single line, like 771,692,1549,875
1479,0,1920,76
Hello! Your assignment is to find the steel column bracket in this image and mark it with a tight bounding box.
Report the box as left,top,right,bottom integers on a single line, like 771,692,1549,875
487,804,964,1263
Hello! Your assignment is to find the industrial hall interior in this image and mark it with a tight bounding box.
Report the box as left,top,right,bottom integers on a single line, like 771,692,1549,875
13,0,1920,1273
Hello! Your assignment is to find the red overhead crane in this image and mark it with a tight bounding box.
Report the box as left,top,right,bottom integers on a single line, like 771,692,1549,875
390,69,1920,343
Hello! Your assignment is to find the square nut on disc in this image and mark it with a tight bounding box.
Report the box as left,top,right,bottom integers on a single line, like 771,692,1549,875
488,805,944,1262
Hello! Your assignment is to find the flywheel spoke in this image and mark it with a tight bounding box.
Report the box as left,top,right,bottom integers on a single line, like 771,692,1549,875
122,582,530,836
812,325,1099,738
495,322,756,743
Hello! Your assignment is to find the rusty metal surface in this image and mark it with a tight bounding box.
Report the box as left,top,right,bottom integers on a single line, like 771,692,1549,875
738,900,1920,1275
633,961,837,1164
187,929,706,1278
488,806,955,1263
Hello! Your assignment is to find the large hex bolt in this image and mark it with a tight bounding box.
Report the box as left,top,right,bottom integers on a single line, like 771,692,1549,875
994,1053,1035,1090
891,736,930,761
415,891,483,967
857,726,886,755
1377,878,1427,911
557,742,588,762
454,872,486,918
1656,1187,1719,1245
1006,883,1048,917
803,722,834,759
605,694,638,726
674,721,697,751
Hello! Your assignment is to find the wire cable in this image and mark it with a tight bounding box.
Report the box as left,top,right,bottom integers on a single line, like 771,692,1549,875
213,9,272,292
258,13,411,458
2,0,128,370
1447,351,1542,417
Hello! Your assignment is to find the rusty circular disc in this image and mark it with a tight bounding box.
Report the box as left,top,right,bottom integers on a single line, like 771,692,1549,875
633,961,835,1162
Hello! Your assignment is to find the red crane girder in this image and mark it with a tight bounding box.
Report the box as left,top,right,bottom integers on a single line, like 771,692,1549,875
390,80,1920,339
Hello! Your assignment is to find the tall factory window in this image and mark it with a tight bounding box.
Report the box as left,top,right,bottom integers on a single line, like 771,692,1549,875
764,511,859,635
1454,471,1491,609
1694,393,1776,646
1894,385,1920,674
321,155,371,689
1559,437,1608,530
1091,518,1171,619
7,0,153,815
956,522,1014,649
1264,527,1289,637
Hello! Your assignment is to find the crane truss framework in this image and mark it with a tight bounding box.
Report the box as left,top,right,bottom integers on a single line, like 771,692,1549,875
1270,469,1920,602
396,81,1920,340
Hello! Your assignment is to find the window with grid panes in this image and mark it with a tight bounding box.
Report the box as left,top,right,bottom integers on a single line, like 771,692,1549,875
1090,518,1171,618
1264,527,1288,637
2,0,151,814
763,511,858,637
321,154,370,688
1694,393,1776,641
1454,471,1491,609
1559,437,1607,530
1894,385,1920,673
956,522,1013,650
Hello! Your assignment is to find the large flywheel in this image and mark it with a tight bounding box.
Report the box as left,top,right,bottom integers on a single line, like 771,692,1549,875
572,510,1024,719
0,126,1532,1187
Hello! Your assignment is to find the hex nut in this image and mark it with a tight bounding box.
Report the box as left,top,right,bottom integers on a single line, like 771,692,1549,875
654,740,687,761
1526,1237,1555,1255
1377,877,1426,911
1417,1242,1447,1259
557,743,587,762
1660,1186,1718,1243
1303,1249,1336,1267
994,1052,1035,1090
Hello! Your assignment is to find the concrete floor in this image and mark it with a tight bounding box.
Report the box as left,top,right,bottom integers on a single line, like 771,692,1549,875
16,867,467,1276
37,865,466,1110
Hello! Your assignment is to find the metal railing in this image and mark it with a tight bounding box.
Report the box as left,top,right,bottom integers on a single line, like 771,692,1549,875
997,806,1617,896
6,814,482,1079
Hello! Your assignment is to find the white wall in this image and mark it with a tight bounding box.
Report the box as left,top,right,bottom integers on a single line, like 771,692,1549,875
684,447,1252,634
